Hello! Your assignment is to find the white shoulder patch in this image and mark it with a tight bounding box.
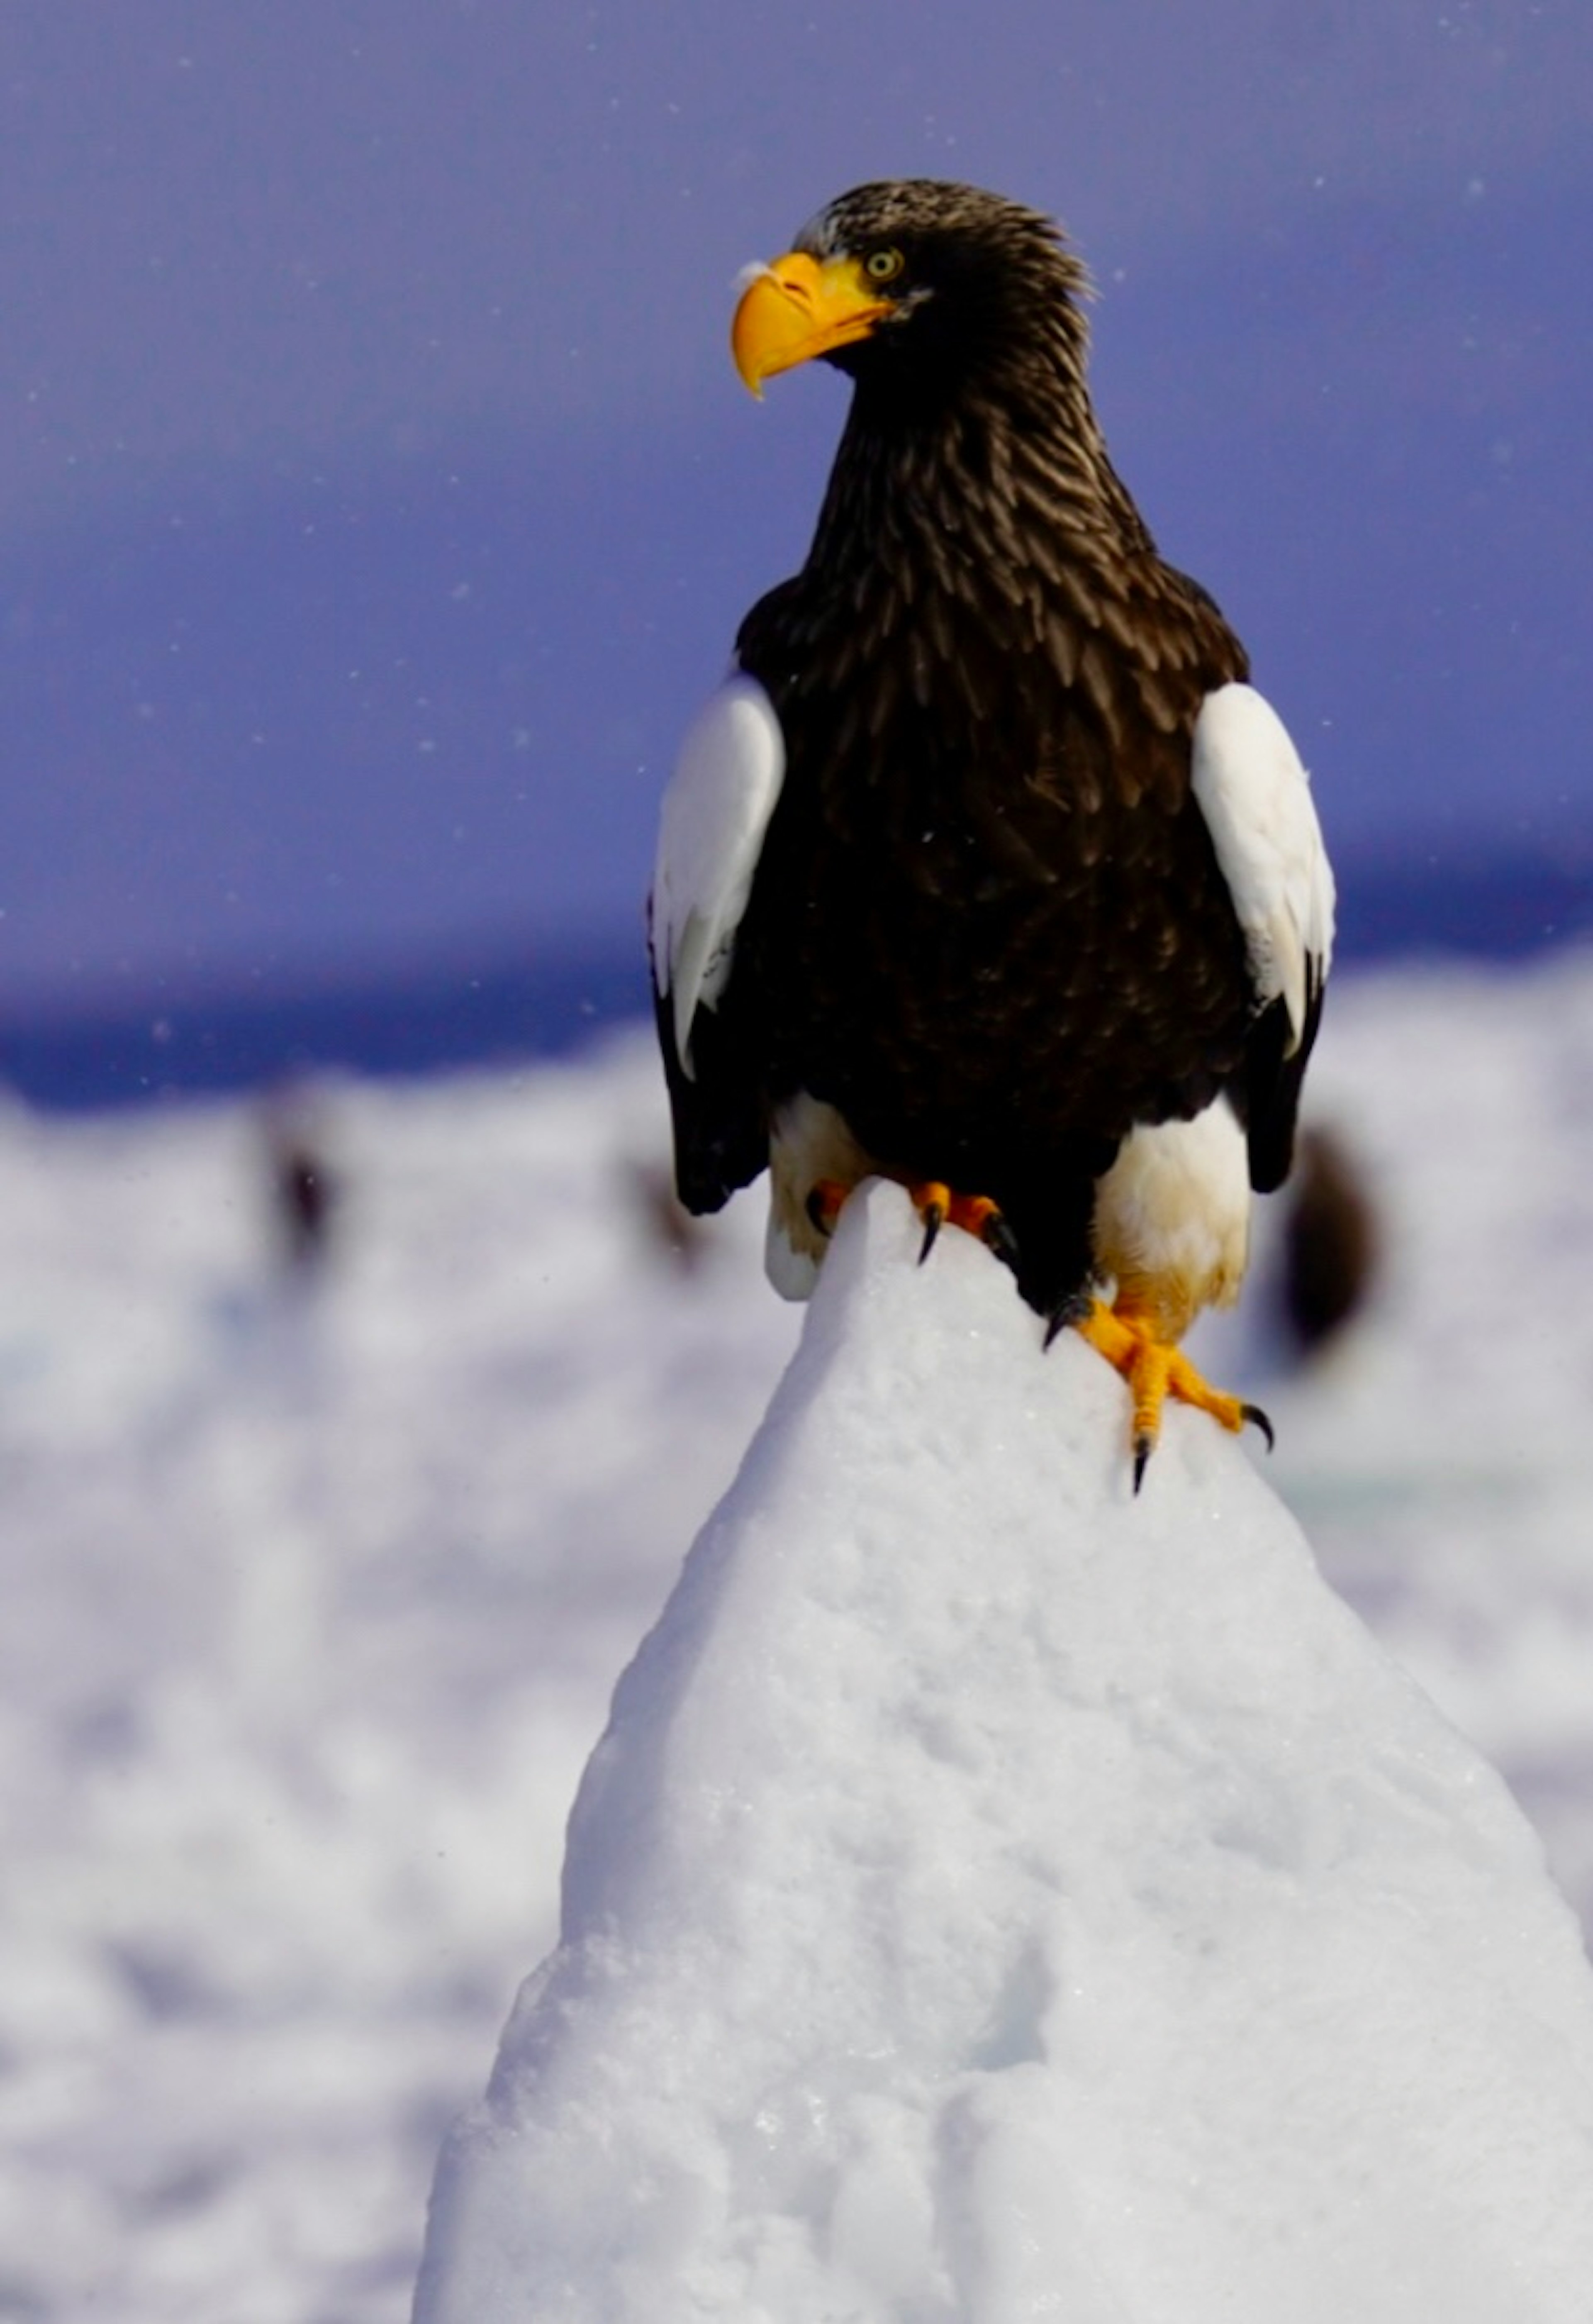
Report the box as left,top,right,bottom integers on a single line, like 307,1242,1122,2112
1191,681,1336,1053
649,674,785,1078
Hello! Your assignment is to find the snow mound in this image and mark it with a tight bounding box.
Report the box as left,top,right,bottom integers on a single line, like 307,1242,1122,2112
415,1181,1593,2324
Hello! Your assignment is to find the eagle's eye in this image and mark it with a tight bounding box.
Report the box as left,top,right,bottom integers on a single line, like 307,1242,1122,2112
864,246,905,284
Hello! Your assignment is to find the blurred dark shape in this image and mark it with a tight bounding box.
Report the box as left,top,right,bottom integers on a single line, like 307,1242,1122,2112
626,1158,707,1275
263,1097,340,1275
1279,1125,1380,1358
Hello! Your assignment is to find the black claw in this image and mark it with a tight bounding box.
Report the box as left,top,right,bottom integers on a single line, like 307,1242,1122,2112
1132,1435,1152,1493
1042,1289,1092,1350
805,1187,834,1238
917,1201,946,1265
982,1212,1021,1268
1241,1401,1275,1454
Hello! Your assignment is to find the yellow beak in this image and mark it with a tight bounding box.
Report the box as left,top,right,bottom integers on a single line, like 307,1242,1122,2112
731,250,891,397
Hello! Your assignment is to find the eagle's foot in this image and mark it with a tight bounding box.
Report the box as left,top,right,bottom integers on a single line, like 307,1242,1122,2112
804,1178,850,1238
907,1182,1014,1267
1073,1299,1273,1492
802,1175,1018,1270
1042,1289,1095,1348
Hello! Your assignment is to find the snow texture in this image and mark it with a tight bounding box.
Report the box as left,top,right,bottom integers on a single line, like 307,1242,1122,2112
417,1179,1593,2324
10,951,1593,2324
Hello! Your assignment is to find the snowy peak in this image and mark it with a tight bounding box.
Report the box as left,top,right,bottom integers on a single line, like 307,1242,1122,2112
417,1181,1593,2324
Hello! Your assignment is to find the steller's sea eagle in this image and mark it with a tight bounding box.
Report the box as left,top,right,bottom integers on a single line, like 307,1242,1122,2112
648,180,1335,1484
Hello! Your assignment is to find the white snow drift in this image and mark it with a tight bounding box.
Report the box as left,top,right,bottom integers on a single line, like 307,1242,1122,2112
10,952,1593,2324
417,1179,1593,2324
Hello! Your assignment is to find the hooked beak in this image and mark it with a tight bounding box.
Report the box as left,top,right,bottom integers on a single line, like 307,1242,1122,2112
731,250,891,396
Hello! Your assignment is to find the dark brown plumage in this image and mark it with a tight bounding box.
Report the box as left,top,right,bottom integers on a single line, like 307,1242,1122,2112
658,179,1325,1331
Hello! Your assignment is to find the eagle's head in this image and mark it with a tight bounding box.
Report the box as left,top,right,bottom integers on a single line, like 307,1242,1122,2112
731,178,1091,415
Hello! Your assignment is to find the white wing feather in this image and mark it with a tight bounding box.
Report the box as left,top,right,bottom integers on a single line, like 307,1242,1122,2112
1191,682,1335,1054
649,674,785,1078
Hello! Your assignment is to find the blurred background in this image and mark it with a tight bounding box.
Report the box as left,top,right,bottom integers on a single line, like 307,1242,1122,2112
3,7,1591,2321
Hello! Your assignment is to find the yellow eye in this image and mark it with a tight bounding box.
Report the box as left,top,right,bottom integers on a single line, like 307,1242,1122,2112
864,246,904,284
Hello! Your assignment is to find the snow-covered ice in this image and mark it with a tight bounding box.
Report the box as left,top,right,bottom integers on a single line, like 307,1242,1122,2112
5,951,1593,2320
417,1180,1593,2324
0,1051,796,2322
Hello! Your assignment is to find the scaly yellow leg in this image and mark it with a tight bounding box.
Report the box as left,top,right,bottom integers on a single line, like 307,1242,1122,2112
1074,1299,1272,1490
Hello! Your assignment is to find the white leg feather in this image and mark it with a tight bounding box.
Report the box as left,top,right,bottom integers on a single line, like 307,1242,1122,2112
765,1092,878,1302
1091,1099,1251,1341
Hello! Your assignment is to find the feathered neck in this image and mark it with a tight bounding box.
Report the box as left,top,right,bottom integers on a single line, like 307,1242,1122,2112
804,296,1157,624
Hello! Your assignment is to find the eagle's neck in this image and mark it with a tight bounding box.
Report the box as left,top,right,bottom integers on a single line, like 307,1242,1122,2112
795,337,1238,731
814,352,1152,617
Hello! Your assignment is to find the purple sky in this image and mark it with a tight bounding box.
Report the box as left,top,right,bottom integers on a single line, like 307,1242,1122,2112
2,1,1588,1012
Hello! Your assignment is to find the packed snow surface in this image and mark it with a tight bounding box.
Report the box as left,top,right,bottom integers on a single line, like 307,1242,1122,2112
417,1181,1593,2323
6,951,1593,2320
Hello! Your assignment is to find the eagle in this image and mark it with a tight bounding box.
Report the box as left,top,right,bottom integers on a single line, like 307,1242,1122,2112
649,180,1334,1484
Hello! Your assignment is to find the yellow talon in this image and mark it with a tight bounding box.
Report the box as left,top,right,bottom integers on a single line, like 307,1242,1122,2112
912,1179,951,1260
804,1175,1010,1263
1073,1298,1268,1489
804,1177,850,1237
906,1180,1012,1264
